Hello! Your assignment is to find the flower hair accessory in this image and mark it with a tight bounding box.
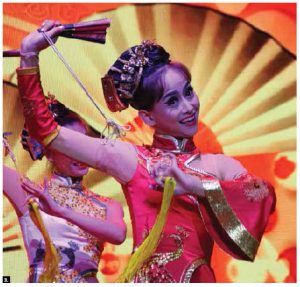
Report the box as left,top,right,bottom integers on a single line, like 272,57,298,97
102,40,160,112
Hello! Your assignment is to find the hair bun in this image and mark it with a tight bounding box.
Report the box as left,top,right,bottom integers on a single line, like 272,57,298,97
145,44,170,67
103,41,171,112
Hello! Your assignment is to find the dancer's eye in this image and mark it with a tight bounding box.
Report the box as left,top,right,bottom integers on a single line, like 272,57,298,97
185,85,194,97
165,96,178,106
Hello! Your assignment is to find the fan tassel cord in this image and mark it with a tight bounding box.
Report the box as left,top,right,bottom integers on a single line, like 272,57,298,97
41,30,129,141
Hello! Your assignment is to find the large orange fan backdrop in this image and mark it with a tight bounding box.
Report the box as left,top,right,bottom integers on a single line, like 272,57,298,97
3,3,296,283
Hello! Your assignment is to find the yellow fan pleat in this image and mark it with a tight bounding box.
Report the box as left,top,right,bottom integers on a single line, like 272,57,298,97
135,4,156,40
191,11,222,95
203,40,283,123
211,61,296,135
153,4,172,48
198,23,253,118
223,126,296,156
218,97,296,146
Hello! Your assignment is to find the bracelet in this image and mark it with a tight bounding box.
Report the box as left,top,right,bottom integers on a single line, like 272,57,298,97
20,51,39,58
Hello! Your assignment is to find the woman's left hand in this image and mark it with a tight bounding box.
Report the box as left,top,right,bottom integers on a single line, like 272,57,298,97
21,178,64,217
150,154,204,197
20,20,64,54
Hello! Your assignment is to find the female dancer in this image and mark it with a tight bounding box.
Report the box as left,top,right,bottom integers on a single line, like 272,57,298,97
16,20,275,282
3,99,126,283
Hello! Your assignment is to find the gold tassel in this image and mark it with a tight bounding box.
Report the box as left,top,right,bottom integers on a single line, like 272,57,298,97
117,177,176,283
28,199,60,282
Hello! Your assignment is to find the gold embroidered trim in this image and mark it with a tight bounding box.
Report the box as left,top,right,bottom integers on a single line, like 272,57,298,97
181,257,208,283
16,66,40,75
134,226,189,283
203,180,259,261
42,125,61,146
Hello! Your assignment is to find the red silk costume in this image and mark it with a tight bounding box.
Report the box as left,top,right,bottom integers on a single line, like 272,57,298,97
124,137,275,282
17,69,276,283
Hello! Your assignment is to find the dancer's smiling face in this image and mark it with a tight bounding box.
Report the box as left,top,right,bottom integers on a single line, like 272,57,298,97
139,66,200,138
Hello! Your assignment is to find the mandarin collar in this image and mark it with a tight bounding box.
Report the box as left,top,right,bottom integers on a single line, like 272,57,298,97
151,134,196,154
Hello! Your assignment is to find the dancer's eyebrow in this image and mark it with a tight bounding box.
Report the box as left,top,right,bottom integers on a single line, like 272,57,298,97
162,90,178,100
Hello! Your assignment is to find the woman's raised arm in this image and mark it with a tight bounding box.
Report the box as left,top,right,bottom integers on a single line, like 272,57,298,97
17,20,138,183
50,127,138,183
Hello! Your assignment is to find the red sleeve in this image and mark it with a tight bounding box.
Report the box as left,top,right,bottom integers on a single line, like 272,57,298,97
198,173,276,261
16,67,59,145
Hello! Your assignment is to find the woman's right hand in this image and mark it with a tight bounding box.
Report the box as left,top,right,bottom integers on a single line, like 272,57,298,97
150,153,205,197
21,19,64,54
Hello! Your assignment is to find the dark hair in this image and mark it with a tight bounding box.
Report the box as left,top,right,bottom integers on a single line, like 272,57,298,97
21,100,99,160
106,43,192,111
132,62,191,111
48,101,84,126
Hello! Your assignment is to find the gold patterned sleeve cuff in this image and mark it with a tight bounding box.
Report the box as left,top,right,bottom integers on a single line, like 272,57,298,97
16,66,40,75
41,125,61,146
202,179,259,261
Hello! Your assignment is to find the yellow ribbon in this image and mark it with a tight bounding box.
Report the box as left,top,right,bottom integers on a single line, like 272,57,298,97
117,176,176,283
